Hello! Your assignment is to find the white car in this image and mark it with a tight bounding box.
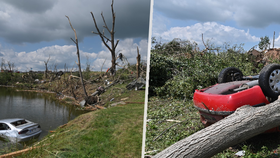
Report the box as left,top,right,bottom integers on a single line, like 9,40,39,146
0,118,42,143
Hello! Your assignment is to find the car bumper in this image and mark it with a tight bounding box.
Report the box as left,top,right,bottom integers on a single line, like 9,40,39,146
8,129,42,143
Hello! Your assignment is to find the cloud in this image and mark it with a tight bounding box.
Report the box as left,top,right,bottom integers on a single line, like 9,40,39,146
0,45,96,71
2,0,56,14
0,0,150,44
1,38,148,72
154,0,280,28
153,22,259,47
154,0,233,22
152,12,169,37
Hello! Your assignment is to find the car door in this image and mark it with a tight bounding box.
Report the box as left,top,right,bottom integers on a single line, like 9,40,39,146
0,123,12,138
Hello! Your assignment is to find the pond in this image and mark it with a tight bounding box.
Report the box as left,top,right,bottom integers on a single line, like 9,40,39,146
0,86,86,150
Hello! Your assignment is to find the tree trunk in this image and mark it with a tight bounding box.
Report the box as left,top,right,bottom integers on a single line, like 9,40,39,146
91,0,119,75
136,46,141,78
66,15,88,99
153,98,280,158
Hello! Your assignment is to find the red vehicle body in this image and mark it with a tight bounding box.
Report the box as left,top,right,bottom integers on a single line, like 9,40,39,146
193,80,280,132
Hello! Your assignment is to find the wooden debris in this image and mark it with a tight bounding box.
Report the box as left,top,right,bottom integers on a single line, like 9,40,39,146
125,102,145,104
121,97,129,101
96,105,105,109
166,119,181,123
0,145,46,158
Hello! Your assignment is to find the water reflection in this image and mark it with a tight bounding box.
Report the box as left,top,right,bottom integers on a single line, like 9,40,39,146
0,86,86,149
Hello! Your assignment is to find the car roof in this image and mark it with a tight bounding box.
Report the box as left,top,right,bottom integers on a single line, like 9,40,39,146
0,118,26,123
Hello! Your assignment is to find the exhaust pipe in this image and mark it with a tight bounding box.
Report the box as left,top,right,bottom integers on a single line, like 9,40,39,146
233,80,259,92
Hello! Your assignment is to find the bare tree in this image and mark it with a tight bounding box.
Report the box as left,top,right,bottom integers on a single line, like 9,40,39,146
90,0,119,75
66,15,88,99
1,58,6,71
136,47,141,78
44,55,50,79
7,61,14,72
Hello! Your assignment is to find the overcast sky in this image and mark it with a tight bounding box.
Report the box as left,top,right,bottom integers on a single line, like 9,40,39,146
0,0,150,71
152,0,280,51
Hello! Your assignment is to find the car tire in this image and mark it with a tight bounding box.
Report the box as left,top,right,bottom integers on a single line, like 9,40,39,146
218,67,243,83
259,63,280,99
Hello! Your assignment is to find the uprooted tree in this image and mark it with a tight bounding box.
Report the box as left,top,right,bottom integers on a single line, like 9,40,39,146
91,0,119,75
153,98,280,158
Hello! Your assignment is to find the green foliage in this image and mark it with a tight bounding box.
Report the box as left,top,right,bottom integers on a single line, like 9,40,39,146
149,38,257,99
258,36,270,51
0,72,24,85
242,145,271,158
149,53,183,96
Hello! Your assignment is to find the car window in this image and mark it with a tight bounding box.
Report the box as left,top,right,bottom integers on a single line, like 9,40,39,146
11,120,28,126
0,123,10,130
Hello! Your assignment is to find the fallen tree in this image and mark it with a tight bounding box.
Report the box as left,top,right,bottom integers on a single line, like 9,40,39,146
153,97,280,158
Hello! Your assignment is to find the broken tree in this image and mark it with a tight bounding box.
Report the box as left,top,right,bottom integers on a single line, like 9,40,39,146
136,46,141,78
153,98,280,158
44,55,50,79
66,15,88,100
91,0,119,75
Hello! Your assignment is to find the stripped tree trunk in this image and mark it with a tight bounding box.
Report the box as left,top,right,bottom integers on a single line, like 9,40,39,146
44,55,50,79
153,98,280,158
136,46,141,78
91,0,119,75
66,15,88,99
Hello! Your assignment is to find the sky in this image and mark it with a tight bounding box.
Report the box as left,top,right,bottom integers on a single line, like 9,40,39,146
152,0,280,51
0,0,150,72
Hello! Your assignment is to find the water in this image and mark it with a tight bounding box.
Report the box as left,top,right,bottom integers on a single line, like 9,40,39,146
0,86,86,149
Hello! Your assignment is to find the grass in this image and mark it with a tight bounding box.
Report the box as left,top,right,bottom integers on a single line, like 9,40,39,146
145,97,280,157
145,97,203,155
10,83,146,158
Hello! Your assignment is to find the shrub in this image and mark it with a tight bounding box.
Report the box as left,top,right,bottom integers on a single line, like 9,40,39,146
149,38,257,99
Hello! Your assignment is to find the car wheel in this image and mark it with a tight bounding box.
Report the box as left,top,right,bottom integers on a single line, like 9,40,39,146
259,63,280,99
218,67,243,83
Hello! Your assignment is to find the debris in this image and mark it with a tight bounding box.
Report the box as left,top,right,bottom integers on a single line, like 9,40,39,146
235,150,245,157
105,80,110,85
166,119,181,123
86,96,98,105
118,53,123,61
125,102,144,104
84,106,97,111
110,98,114,102
79,100,86,107
121,97,129,101
111,101,126,107
126,77,146,90
144,150,158,154
96,105,106,109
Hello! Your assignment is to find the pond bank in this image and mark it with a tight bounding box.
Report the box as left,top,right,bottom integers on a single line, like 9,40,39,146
0,77,146,157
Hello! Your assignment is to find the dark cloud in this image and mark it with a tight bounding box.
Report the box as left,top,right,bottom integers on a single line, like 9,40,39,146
0,0,150,44
2,0,56,13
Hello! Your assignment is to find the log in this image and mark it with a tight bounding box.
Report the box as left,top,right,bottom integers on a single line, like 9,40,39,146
153,98,280,158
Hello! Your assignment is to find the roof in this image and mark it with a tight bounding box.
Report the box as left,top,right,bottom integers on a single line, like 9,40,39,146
0,118,25,123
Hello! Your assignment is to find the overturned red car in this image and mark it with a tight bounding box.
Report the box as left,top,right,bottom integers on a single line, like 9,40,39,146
193,63,280,132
